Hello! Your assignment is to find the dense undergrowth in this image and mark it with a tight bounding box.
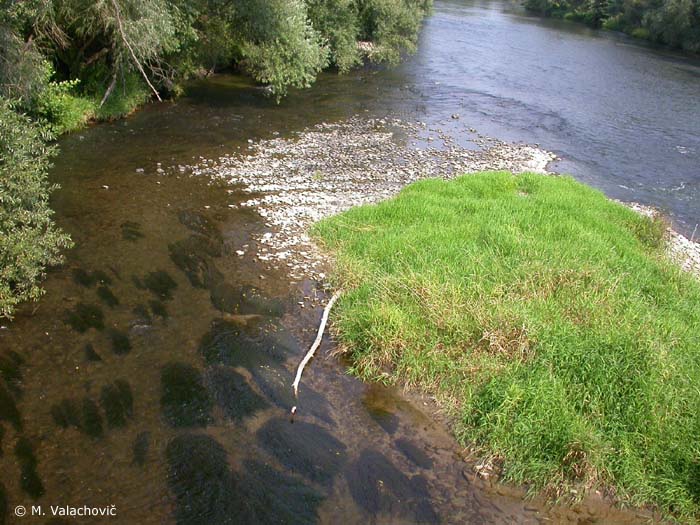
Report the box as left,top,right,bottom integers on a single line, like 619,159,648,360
314,171,700,520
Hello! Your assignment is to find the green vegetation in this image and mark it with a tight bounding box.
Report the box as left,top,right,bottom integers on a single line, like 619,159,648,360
524,0,700,52
1,0,433,127
0,0,431,318
314,172,700,519
0,100,72,318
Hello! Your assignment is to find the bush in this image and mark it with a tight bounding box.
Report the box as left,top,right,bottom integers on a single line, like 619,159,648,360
0,98,72,318
35,75,96,134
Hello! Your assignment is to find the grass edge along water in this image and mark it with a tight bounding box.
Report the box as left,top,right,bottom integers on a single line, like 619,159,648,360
313,171,700,521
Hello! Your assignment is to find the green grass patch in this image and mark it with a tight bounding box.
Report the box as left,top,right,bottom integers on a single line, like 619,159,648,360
313,171,700,519
93,74,151,121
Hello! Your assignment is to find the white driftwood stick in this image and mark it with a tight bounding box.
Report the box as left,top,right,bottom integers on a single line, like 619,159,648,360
291,291,341,406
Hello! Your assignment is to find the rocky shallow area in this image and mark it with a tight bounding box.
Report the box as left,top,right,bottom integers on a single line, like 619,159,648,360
186,115,699,281
190,116,555,280
624,202,700,277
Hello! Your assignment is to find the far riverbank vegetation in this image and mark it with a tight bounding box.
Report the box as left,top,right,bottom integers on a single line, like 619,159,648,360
524,0,700,52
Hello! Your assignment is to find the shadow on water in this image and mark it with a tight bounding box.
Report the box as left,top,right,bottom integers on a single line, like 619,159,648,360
0,1,684,522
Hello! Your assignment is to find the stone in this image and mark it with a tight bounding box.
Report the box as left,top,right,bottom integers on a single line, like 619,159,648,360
160,362,212,428
96,286,119,308
394,438,433,469
205,366,268,421
257,418,346,486
65,303,104,332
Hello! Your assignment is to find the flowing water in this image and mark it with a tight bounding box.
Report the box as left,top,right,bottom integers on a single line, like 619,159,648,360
1,1,697,523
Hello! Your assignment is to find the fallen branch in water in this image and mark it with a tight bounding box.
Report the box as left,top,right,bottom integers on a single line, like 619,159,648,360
291,290,341,413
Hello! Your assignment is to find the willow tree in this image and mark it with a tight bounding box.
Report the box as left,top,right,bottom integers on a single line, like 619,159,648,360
0,99,72,318
27,0,181,104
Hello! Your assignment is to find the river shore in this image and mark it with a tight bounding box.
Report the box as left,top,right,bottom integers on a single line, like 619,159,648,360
185,116,700,282
189,116,555,280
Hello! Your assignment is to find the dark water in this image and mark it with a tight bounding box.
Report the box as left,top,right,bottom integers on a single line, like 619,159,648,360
0,1,692,524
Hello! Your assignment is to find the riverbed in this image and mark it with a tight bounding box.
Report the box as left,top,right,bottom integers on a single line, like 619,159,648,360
2,0,697,523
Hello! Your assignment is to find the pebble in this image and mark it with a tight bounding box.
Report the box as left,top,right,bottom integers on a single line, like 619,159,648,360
185,117,560,281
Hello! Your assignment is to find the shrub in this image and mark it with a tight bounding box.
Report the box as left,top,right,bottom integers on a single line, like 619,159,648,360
35,75,96,134
0,98,72,318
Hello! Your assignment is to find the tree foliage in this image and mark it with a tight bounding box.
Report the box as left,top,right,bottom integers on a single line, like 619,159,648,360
0,0,432,317
524,0,700,52
0,98,72,318
1,0,433,108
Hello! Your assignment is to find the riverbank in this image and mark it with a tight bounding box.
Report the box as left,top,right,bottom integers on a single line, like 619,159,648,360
191,116,555,281
188,115,699,283
185,115,700,521
313,171,700,521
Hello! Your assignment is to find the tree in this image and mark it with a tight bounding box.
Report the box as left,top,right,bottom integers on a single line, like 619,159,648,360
0,98,72,318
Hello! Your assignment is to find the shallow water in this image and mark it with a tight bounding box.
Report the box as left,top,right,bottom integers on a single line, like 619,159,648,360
1,1,693,523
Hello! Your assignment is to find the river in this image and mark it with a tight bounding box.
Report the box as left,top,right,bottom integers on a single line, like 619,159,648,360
1,1,695,524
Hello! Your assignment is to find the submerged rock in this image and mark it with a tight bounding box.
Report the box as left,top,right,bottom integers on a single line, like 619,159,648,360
345,449,437,522
160,362,212,428
205,366,268,421
133,431,150,466
100,380,134,428
257,418,346,486
15,437,44,499
166,433,322,525
65,303,104,332
394,438,433,469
